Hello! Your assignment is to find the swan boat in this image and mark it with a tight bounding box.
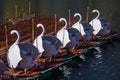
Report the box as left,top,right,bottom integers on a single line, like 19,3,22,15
0,31,119,80
0,10,120,80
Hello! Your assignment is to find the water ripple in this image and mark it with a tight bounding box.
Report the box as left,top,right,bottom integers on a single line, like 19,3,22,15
49,41,120,80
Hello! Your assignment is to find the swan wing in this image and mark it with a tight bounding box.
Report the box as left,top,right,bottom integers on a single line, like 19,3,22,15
42,35,62,49
7,45,22,68
90,19,103,35
79,24,86,36
72,22,81,32
18,42,39,60
56,28,70,48
0,59,8,74
33,36,44,54
72,22,86,36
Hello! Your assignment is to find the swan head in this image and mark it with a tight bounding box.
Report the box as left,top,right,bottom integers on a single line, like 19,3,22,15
91,9,100,20
59,18,66,22
92,9,99,13
59,18,67,29
10,30,18,35
74,13,82,23
10,30,20,43
37,24,44,28
36,23,45,36
74,13,80,17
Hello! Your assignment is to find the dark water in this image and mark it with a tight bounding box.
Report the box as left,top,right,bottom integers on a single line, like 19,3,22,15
47,40,120,80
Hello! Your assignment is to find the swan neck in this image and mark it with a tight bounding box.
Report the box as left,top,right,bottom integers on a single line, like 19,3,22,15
11,30,20,47
15,31,20,45
75,13,82,23
64,19,67,29
41,26,45,36
37,24,45,36
79,14,82,22
94,10,100,20
59,18,67,29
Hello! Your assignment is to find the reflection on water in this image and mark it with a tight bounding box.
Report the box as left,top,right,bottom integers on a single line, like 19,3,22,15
81,41,120,80
48,40,120,80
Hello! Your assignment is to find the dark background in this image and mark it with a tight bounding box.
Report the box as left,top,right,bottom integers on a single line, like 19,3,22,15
0,0,120,32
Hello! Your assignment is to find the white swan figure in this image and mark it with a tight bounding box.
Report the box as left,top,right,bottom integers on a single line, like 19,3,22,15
89,9,110,36
33,24,45,55
7,30,36,70
7,30,22,68
72,13,86,36
56,18,70,48
33,24,62,57
72,13,93,40
56,18,81,48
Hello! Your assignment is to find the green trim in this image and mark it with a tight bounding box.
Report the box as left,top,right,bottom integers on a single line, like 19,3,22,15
25,33,120,80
